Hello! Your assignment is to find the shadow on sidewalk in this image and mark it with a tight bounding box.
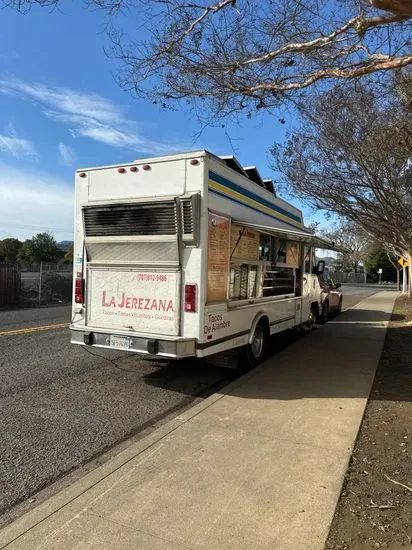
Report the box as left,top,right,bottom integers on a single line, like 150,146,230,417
143,306,411,403
336,309,404,322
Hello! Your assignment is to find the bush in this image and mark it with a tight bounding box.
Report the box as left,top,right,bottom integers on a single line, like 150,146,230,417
41,273,73,303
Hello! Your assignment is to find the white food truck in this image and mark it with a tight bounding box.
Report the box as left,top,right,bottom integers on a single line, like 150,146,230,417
70,150,338,366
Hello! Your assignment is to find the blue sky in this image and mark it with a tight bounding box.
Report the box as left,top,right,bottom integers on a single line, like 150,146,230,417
0,3,323,242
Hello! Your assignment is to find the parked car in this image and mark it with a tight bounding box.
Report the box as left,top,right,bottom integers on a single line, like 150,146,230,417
317,274,343,324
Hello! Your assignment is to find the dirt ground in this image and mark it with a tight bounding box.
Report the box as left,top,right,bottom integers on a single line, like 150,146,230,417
326,296,412,550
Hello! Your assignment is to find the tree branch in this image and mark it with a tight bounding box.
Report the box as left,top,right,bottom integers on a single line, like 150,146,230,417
236,13,409,70
369,0,412,17
246,55,412,94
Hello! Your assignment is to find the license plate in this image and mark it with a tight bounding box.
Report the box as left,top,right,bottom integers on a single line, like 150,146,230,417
109,335,131,349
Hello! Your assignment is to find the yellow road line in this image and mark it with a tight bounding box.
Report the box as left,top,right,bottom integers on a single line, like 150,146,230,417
0,323,68,336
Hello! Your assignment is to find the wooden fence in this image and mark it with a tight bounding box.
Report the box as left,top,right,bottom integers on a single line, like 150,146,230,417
0,262,21,307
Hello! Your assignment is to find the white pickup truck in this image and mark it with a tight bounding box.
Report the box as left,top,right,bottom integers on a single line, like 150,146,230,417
312,261,343,324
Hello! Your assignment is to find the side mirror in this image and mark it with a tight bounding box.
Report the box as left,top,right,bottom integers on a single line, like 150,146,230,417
317,260,325,274
334,282,342,289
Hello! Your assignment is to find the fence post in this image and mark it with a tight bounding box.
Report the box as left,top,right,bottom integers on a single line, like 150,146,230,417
38,261,43,305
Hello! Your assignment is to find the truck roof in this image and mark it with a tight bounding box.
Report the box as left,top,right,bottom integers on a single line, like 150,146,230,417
76,150,210,172
76,149,293,217
77,150,268,178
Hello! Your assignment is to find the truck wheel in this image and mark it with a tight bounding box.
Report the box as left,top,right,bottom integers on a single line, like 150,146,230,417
312,303,322,325
241,320,269,368
319,300,329,324
306,305,317,331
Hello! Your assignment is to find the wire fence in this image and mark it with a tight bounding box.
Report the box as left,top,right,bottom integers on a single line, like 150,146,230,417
18,263,73,307
329,271,397,285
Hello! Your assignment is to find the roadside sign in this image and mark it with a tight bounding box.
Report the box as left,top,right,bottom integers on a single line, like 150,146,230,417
398,257,409,269
378,268,383,274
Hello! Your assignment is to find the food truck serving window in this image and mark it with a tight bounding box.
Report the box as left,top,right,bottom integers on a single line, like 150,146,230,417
229,224,259,300
206,215,303,303
229,264,258,300
229,223,302,301
260,237,301,298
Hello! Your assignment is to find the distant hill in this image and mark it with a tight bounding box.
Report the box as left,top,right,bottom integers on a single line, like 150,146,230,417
316,255,336,264
57,240,73,251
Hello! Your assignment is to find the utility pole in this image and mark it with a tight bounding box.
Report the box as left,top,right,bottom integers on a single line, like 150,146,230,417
402,267,407,294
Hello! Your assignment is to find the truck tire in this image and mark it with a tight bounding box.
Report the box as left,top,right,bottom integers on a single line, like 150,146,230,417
307,304,318,329
240,320,269,369
319,300,329,324
312,303,322,325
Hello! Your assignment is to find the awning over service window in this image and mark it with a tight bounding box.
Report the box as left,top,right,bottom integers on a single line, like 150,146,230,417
233,221,345,253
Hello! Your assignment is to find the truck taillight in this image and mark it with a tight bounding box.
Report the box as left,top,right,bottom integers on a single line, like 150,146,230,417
75,277,85,304
184,284,197,313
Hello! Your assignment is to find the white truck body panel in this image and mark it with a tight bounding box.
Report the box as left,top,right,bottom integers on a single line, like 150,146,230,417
87,268,180,336
87,159,186,201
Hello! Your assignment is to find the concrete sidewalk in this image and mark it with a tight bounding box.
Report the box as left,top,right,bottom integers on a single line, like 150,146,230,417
0,291,396,550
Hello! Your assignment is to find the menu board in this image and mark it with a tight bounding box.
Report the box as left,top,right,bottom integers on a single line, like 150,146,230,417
207,213,230,302
231,224,259,261
286,241,301,267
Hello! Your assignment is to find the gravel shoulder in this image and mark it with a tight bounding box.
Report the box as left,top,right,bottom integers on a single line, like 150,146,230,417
326,295,412,550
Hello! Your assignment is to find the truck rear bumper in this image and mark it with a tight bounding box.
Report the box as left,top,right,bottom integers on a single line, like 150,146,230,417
70,326,196,359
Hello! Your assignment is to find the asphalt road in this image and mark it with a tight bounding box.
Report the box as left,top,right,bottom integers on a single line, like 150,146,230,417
0,286,380,522
0,305,71,332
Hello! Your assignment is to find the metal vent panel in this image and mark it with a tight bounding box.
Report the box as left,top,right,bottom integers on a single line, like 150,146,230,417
85,241,179,265
83,203,177,237
181,199,193,235
180,194,200,246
